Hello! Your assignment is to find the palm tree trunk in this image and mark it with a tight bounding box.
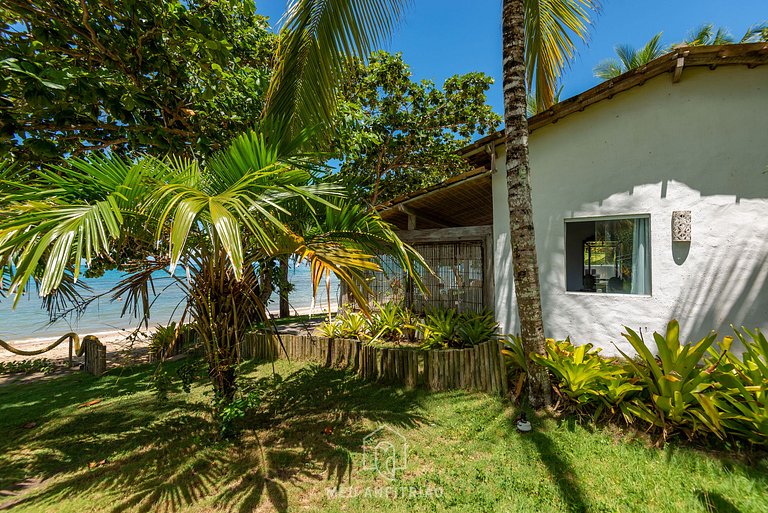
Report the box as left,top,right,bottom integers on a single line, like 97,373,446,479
279,257,290,318
501,0,551,409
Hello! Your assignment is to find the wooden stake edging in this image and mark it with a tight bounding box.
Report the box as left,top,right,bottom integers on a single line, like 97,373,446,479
241,334,509,397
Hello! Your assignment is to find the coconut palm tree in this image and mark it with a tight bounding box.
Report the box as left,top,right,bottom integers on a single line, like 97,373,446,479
593,32,667,80
0,0,417,405
502,0,599,408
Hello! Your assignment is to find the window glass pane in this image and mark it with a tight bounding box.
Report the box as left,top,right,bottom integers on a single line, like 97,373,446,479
566,217,650,295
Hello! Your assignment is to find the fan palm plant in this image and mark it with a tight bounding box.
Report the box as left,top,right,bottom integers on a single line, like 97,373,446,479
0,0,418,404
0,126,419,402
593,32,667,80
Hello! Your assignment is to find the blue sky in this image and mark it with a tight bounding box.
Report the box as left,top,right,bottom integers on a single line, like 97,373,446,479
258,1,766,115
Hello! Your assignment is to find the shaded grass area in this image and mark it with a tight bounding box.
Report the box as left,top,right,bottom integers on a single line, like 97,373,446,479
0,360,766,513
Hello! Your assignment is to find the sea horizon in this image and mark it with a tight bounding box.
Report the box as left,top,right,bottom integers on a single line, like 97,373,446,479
0,262,338,343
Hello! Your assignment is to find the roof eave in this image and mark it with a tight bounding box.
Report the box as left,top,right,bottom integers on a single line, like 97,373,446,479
460,43,768,158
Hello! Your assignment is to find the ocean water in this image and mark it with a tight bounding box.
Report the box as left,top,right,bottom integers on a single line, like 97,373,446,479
0,262,338,342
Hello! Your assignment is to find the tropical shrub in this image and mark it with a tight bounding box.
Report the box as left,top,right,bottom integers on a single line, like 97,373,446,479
418,308,497,349
0,358,56,375
317,318,342,338
501,335,528,373
617,321,724,439
369,301,409,342
501,335,529,402
512,337,642,421
336,310,371,340
149,322,197,361
704,328,768,445
419,307,461,349
457,310,499,346
533,341,617,406
149,322,179,361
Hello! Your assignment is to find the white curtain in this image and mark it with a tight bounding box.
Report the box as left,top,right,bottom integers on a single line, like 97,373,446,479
631,218,650,294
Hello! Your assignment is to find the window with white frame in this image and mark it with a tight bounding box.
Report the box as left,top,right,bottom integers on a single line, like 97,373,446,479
565,216,651,295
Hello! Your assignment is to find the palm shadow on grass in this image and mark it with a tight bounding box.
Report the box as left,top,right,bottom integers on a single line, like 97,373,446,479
696,490,743,513
514,410,768,513
513,413,591,513
0,361,424,512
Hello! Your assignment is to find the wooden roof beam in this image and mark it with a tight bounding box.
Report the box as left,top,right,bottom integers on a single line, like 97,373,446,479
397,204,452,229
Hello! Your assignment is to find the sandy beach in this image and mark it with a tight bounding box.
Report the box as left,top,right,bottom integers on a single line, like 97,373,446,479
0,304,337,365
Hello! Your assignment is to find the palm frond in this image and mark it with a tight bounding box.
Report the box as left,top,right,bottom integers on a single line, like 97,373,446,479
295,201,428,311
264,0,410,137
635,32,666,67
741,22,768,43
593,32,666,80
525,0,600,111
683,24,735,46
593,58,623,80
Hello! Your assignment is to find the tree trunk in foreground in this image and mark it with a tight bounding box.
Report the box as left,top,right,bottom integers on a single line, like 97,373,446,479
279,257,290,318
501,0,551,409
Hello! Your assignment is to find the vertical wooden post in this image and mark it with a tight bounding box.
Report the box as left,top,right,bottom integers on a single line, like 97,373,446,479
488,342,496,392
479,343,488,392
83,337,106,377
489,342,499,393
437,351,448,390
461,349,467,389
428,352,436,390
490,341,500,393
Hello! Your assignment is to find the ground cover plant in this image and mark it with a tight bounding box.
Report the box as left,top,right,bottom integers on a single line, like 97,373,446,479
0,358,56,375
0,358,766,513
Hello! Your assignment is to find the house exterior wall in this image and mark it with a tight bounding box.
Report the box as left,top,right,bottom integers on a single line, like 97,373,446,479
492,65,768,354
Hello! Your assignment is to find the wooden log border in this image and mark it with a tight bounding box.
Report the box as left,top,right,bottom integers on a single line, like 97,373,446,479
240,333,509,396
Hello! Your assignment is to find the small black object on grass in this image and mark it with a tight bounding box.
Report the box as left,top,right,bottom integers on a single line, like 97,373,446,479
516,411,532,432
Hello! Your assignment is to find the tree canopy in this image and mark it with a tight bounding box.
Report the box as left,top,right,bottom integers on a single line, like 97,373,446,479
0,0,418,409
334,51,500,205
0,0,276,163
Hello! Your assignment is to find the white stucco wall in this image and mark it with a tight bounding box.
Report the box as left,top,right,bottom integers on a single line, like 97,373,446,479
492,65,768,354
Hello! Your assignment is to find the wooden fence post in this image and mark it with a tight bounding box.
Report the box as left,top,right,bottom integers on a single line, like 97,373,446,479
83,336,106,377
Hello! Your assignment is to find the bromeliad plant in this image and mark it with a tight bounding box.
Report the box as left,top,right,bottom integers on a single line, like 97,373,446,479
506,336,641,420
505,321,767,444
704,328,768,445
337,310,372,340
419,307,498,349
617,321,723,439
532,341,620,407
368,301,413,343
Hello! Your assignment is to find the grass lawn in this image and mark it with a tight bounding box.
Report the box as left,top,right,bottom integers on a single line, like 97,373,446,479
0,359,766,513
